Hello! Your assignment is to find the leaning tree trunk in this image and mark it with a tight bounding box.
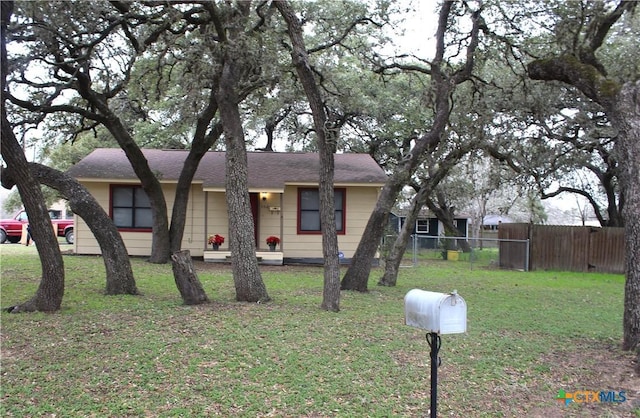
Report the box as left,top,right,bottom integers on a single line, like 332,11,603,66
341,106,450,292
378,219,413,287
28,163,138,295
71,67,172,264
1,121,65,312
341,2,482,292
342,184,402,292
425,194,472,253
379,186,430,287
168,94,223,254
1,0,64,313
216,58,270,304
171,250,209,305
104,119,171,264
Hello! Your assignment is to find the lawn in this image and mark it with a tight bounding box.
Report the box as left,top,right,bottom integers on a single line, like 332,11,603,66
1,244,638,417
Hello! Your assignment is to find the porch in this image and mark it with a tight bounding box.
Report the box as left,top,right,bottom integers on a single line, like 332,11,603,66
203,249,284,265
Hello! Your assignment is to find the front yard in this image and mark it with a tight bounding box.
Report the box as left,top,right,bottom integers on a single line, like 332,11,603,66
1,245,637,417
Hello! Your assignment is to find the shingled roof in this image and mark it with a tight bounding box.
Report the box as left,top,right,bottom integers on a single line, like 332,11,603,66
67,148,388,191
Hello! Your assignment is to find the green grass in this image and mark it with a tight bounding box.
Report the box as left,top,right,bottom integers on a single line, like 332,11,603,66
0,244,637,417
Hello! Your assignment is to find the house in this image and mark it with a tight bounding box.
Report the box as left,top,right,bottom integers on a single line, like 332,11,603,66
66,149,388,265
388,210,471,249
482,214,513,231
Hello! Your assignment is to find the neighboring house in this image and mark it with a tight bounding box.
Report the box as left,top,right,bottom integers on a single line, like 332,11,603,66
66,149,388,265
388,210,471,249
482,214,513,231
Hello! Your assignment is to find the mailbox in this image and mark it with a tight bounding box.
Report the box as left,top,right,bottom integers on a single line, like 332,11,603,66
404,289,467,334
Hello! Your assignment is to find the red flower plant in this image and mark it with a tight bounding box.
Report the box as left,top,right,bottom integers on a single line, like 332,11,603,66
266,236,280,246
208,234,225,246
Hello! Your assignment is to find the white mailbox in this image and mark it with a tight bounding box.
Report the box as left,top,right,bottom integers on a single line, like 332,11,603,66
404,289,467,334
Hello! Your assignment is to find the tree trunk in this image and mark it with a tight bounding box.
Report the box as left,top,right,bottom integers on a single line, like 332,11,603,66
378,139,475,286
379,186,430,287
101,117,171,264
168,93,222,254
319,134,341,311
527,10,639,349
1,124,65,312
341,102,452,292
28,163,138,295
2,1,64,312
613,81,640,352
276,0,341,311
425,193,472,253
342,183,402,291
341,1,483,292
216,59,270,303
70,69,172,263
171,250,209,305
378,215,412,287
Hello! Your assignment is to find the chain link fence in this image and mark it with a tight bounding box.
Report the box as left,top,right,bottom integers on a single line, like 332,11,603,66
384,235,529,271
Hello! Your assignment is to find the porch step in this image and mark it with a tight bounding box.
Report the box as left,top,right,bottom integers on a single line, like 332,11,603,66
204,250,283,265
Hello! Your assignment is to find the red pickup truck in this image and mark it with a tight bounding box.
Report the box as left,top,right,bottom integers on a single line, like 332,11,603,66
0,209,74,244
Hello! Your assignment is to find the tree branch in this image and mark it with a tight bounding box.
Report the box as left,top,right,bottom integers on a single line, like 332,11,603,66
527,54,620,109
451,8,484,84
308,17,380,54
583,1,636,67
527,1,634,110
541,185,607,225
6,93,106,122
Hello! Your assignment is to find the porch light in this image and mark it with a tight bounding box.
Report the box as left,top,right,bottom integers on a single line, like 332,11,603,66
261,192,268,201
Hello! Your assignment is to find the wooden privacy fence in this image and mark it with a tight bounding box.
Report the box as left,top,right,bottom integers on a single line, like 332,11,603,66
499,223,625,274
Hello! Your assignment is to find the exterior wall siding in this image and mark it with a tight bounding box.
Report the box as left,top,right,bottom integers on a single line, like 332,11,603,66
75,182,380,261
279,185,378,259
75,182,207,257
257,192,282,250
74,182,110,255
203,191,230,253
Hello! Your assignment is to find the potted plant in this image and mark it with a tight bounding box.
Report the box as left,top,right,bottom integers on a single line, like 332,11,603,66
208,234,224,250
266,235,280,251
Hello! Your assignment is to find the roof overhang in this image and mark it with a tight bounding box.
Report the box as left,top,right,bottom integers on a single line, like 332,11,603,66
76,178,200,185
203,187,286,193
285,182,386,188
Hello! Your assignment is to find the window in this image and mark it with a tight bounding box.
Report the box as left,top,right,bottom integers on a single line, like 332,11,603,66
298,188,345,233
111,186,152,229
416,219,430,233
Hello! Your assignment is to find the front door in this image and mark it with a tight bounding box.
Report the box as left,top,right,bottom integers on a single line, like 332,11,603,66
250,193,259,246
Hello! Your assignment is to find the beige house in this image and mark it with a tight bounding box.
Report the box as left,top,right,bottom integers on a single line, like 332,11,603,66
67,148,387,265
